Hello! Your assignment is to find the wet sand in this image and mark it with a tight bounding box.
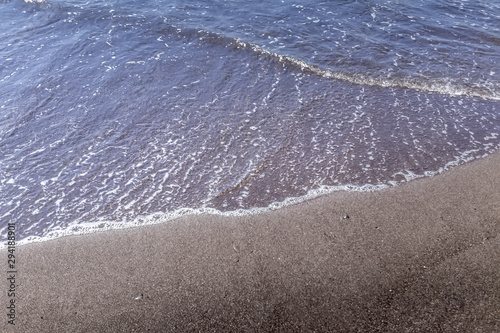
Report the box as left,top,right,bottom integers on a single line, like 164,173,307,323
2,152,500,332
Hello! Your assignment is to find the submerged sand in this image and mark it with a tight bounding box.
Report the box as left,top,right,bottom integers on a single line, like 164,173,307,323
2,152,500,332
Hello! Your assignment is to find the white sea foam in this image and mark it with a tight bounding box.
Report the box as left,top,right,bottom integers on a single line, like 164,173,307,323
6,182,387,249
235,40,500,101
7,144,499,251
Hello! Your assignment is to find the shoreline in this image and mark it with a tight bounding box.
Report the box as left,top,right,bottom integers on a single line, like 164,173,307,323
6,149,497,250
2,151,500,331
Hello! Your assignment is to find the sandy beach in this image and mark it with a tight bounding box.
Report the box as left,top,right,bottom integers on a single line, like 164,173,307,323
2,152,500,332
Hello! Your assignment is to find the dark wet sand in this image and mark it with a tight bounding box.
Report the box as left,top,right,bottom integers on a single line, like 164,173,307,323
2,152,500,332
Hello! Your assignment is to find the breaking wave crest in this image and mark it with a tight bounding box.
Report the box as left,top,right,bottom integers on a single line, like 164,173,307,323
234,40,500,101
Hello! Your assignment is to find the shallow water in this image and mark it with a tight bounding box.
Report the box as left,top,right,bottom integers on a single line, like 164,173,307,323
1,0,499,244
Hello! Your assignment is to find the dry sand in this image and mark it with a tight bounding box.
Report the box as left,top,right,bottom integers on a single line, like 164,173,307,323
2,152,500,332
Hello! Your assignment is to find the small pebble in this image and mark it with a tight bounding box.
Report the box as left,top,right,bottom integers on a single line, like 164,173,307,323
342,214,349,220
134,294,143,301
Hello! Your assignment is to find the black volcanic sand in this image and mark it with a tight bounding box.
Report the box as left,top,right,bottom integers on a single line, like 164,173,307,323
2,152,500,332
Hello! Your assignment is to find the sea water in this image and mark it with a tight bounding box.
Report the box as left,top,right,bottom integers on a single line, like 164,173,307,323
1,0,499,245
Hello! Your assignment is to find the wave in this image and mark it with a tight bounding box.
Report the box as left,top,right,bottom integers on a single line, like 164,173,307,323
233,40,500,101
4,145,498,250
155,21,500,101
17,0,499,101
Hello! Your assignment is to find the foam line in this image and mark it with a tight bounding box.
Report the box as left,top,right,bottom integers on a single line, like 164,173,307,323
4,148,498,250
234,40,500,101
